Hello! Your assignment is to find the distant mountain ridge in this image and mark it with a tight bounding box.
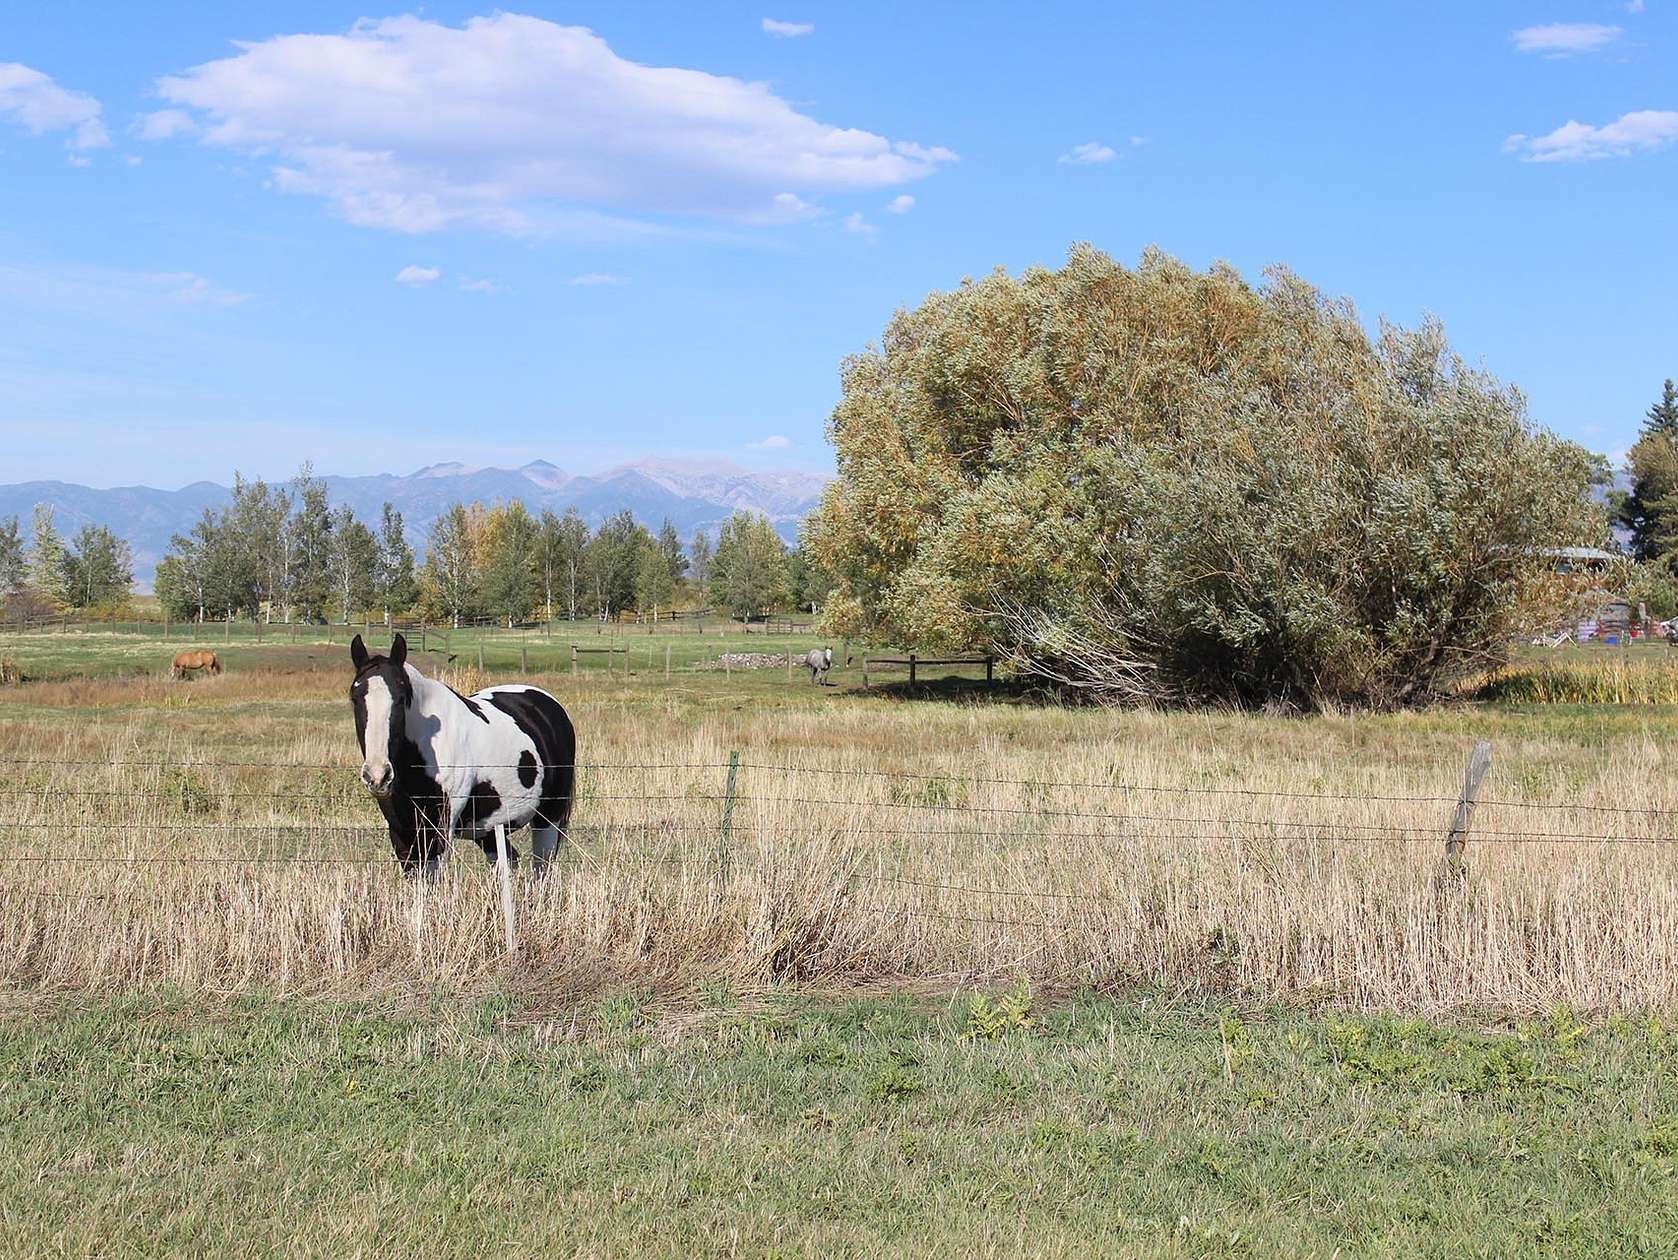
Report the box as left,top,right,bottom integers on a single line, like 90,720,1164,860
0,458,832,589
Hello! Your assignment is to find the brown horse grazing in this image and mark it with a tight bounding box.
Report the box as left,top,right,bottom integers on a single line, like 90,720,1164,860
171,649,222,679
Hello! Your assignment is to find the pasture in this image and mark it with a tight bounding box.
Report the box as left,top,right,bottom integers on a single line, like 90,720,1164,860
4,626,1678,1255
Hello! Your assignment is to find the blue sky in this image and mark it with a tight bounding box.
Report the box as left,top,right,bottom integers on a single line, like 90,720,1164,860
2,2,1674,488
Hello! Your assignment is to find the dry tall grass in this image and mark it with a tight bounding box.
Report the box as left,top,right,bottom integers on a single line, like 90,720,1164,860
3,663,1678,1013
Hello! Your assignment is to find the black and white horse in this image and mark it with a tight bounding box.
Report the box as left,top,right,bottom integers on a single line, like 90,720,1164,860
349,632,576,878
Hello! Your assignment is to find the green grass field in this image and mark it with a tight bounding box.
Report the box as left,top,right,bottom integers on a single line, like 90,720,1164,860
5,990,1677,1258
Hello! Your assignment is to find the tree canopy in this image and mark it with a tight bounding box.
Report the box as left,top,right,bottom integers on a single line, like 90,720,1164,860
809,245,1602,709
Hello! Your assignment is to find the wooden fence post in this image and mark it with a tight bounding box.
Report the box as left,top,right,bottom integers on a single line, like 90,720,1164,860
863,657,870,689
665,643,671,680
520,644,528,675
493,823,518,957
986,656,995,685
477,639,485,671
718,750,739,885
787,647,794,684
908,652,917,686
1445,740,1493,869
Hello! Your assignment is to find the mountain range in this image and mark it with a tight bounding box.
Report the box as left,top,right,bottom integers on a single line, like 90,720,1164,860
0,458,832,589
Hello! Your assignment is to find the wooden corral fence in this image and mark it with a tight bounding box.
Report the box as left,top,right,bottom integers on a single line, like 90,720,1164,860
862,653,996,688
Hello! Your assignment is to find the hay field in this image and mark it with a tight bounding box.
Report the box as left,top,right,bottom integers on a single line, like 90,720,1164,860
3,634,1678,1014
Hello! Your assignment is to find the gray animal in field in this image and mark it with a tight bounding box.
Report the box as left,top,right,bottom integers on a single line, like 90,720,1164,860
802,646,834,684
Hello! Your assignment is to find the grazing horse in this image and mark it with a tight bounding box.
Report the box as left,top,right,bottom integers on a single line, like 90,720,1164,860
803,646,834,684
171,649,221,679
349,632,576,878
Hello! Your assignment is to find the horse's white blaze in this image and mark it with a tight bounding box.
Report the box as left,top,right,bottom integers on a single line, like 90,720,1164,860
361,675,396,787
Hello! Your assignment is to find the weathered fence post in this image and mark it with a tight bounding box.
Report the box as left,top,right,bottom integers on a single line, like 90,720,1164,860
1445,740,1493,870
571,644,577,676
787,647,794,684
493,823,519,957
718,750,740,885
665,643,671,680
520,644,528,675
863,656,870,689
908,652,917,686
477,639,485,671
986,656,995,685
420,620,427,652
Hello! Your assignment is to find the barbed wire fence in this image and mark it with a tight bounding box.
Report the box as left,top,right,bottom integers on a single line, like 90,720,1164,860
3,741,1677,955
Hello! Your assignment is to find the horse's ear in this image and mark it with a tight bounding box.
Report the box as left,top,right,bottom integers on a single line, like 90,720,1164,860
350,634,369,671
390,632,408,668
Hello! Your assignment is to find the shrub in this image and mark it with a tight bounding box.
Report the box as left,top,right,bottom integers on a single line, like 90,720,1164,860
810,245,1602,710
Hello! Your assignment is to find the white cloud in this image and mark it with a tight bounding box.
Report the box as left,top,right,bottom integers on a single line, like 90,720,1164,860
132,108,196,141
842,211,876,240
1511,23,1622,56
749,434,793,449
886,194,915,214
0,62,108,150
156,273,251,306
1505,110,1678,161
146,14,953,234
569,272,626,286
762,18,814,38
0,262,249,321
459,277,500,293
1627,0,1645,11
1129,135,1149,147
395,265,441,286
1059,141,1118,165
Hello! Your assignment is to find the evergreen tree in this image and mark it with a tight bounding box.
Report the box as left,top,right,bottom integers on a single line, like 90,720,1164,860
1644,379,1678,438
1622,381,1678,560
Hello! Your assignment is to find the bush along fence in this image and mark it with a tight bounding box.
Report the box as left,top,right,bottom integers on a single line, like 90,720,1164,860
3,739,1677,1009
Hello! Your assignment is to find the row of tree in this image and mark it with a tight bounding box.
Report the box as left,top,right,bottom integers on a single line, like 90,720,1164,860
0,506,134,616
137,465,827,626
152,468,416,626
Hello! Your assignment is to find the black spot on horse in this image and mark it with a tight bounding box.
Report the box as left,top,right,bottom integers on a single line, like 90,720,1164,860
518,750,538,788
467,779,502,827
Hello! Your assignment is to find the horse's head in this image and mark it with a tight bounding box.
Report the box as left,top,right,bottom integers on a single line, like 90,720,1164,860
349,632,412,800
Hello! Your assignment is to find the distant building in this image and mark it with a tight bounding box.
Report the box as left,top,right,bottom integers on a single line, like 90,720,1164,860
1540,546,1617,575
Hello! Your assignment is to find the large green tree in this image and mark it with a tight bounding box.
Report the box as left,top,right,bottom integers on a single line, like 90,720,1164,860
62,524,134,613
27,504,67,609
483,501,538,627
710,512,788,621
809,245,1602,709
583,511,645,619
376,503,416,623
1622,379,1678,560
328,506,378,624
0,516,24,601
421,505,479,627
